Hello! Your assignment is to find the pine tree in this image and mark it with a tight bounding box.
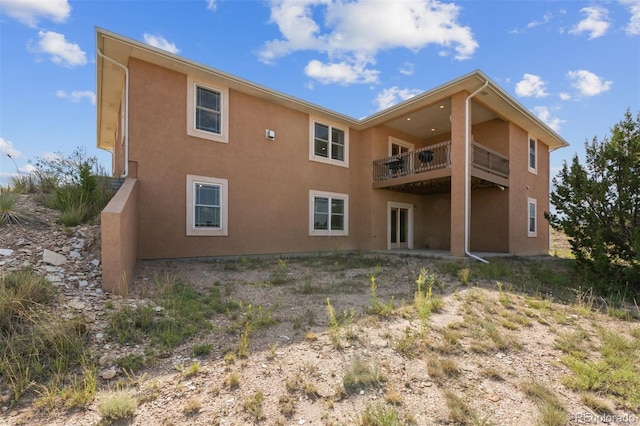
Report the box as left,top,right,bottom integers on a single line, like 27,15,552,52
547,109,640,292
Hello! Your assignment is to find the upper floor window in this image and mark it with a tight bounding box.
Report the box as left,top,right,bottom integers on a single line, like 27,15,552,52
309,190,348,236
528,197,537,237
186,175,228,236
528,136,537,173
196,86,221,134
309,118,349,167
187,76,229,143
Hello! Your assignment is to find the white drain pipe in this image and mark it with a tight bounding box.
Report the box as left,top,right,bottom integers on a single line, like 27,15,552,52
465,80,490,264
97,48,129,178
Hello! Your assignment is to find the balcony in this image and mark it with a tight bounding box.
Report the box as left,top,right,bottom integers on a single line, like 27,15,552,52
372,141,509,194
471,142,509,179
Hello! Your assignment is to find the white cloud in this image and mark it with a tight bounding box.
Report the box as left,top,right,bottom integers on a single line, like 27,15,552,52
527,12,553,29
399,62,414,76
570,6,610,39
206,0,217,11
566,70,612,96
515,74,549,98
620,0,640,35
305,59,379,84
260,0,478,85
40,151,62,162
374,86,423,111
0,0,70,27
143,33,180,54
533,106,565,132
56,90,96,105
0,137,22,158
559,92,571,101
33,31,87,67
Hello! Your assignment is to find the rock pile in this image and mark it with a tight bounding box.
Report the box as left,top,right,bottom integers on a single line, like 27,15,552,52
0,195,130,408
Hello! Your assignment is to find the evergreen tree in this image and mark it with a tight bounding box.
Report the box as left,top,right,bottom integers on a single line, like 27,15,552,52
547,109,640,292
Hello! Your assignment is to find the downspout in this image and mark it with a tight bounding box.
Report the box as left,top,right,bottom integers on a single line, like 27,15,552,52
464,80,490,264
97,48,129,178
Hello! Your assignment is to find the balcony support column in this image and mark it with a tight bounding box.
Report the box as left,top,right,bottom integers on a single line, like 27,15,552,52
450,91,467,257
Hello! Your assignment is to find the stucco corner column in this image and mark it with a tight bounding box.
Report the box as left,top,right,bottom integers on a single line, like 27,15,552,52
449,91,468,257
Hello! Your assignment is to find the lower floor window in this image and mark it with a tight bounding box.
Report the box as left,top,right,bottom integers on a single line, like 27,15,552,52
309,190,348,236
187,175,228,236
195,183,220,228
528,197,537,237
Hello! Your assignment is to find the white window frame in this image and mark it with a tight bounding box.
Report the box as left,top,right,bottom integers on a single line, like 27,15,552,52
309,190,349,236
388,137,414,156
528,135,537,174
309,117,349,168
527,197,537,237
186,175,228,236
186,76,229,143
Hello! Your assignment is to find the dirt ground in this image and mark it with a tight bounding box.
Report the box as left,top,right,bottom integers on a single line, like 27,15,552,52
1,196,638,426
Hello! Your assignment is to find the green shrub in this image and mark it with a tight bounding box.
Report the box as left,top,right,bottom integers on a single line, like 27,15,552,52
9,174,38,194
0,269,92,401
343,358,386,393
98,393,138,420
32,147,115,225
547,109,640,291
358,402,402,426
107,274,233,350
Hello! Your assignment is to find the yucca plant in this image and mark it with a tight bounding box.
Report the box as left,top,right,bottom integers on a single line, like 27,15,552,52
0,187,25,226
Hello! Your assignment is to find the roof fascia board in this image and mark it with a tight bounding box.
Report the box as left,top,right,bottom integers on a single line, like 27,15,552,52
96,28,569,149
97,28,359,128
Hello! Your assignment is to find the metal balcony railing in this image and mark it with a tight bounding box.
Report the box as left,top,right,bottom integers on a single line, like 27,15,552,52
372,140,509,182
471,142,509,178
372,140,451,181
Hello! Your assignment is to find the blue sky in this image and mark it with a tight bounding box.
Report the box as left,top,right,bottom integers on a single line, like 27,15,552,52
1,0,639,186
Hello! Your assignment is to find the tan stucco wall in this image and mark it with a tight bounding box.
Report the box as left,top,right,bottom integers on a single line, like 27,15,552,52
507,123,550,255
115,58,552,260
101,178,138,295
470,188,509,252
449,91,468,257
472,118,509,156
127,58,372,259
420,193,451,250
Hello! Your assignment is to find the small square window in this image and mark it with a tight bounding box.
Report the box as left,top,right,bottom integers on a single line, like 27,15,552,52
309,190,348,236
309,118,349,167
186,175,228,236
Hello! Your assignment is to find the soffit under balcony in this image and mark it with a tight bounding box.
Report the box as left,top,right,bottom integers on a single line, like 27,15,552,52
381,176,504,196
383,99,498,140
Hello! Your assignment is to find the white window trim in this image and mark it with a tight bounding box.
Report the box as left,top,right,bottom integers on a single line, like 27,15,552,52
388,137,414,156
186,175,228,236
309,117,349,168
309,190,349,236
186,76,229,143
527,197,537,237
528,135,537,174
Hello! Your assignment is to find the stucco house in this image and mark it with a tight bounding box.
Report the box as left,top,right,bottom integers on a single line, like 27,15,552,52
96,28,569,294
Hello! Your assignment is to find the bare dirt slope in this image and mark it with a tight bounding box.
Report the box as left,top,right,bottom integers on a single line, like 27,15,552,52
1,196,638,426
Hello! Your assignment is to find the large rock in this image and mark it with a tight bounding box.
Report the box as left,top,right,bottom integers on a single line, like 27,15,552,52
42,249,66,266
